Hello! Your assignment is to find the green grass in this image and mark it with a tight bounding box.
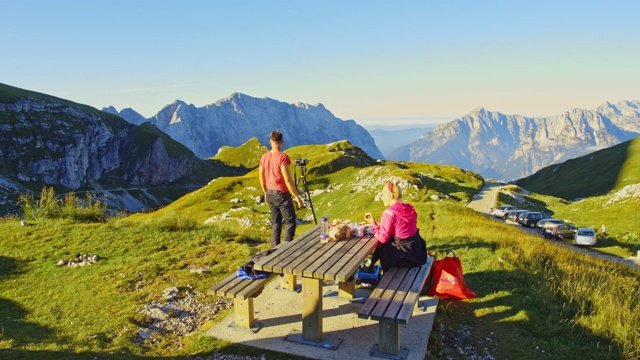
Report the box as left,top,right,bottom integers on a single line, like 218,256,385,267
0,217,282,359
212,137,266,170
1,141,638,359
423,203,638,359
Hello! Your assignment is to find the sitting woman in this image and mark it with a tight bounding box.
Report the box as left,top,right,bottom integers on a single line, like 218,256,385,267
363,182,428,271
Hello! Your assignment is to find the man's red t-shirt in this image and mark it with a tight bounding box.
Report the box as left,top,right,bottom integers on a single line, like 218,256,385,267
260,151,291,192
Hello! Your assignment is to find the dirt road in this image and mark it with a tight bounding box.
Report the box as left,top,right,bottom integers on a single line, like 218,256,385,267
467,182,501,214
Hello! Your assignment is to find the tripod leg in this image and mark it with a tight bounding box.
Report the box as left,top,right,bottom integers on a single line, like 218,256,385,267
301,178,317,224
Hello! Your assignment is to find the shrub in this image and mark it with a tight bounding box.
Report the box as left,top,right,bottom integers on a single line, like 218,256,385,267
621,232,639,244
18,186,107,222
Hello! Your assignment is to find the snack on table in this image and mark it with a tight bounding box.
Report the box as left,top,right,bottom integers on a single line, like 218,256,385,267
328,223,352,240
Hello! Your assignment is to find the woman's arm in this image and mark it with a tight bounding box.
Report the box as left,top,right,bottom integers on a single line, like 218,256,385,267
373,209,395,244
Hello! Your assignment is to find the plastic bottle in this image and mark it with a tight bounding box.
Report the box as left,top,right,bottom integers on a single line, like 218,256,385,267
320,217,329,241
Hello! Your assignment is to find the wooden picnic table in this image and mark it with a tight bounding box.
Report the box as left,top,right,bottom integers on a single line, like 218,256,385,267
253,223,379,349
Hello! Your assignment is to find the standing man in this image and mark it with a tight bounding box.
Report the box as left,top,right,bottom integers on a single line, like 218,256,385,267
259,131,305,248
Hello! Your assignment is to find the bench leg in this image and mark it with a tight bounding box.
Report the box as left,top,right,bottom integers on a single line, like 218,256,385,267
377,320,400,355
234,297,254,329
281,274,297,291
338,279,355,299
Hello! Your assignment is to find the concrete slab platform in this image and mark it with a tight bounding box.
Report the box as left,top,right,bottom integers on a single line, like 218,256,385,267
206,278,438,360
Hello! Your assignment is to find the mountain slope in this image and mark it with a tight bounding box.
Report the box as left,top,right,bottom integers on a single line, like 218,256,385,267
0,82,232,213
389,101,640,181
515,136,640,200
104,93,384,160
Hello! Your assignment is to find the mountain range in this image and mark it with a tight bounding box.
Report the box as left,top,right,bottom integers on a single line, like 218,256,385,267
103,93,384,160
4,80,640,213
389,100,640,181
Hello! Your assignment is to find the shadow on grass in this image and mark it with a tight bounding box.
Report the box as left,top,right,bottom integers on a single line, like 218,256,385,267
0,298,61,348
446,269,624,359
596,236,639,256
428,237,497,255
0,344,307,360
0,256,17,277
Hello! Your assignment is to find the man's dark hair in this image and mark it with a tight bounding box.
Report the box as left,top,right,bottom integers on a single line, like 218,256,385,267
270,131,283,143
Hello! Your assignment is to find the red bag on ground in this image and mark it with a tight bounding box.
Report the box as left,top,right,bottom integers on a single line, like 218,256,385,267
428,251,477,300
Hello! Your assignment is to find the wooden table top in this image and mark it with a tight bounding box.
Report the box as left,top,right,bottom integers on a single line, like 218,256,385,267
253,224,379,282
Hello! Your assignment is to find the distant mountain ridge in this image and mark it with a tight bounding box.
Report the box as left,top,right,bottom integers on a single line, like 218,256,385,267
104,93,384,160
388,100,640,181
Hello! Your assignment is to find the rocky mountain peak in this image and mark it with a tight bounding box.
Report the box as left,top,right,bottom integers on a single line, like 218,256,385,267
108,94,383,160
389,100,640,181
468,106,488,115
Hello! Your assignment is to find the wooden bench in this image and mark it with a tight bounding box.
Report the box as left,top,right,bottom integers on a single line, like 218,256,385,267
208,269,276,331
358,256,434,358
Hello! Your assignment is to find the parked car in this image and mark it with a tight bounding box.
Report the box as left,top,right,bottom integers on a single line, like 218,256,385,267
517,211,546,228
574,228,597,246
537,219,565,230
542,223,577,240
507,210,528,222
556,223,577,237
515,211,529,223
501,209,521,220
491,205,516,218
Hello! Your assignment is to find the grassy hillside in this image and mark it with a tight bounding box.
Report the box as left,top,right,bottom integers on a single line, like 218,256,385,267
1,141,638,360
145,141,482,234
212,137,267,170
515,137,640,200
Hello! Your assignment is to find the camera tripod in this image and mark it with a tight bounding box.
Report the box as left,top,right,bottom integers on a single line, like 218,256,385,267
295,163,318,224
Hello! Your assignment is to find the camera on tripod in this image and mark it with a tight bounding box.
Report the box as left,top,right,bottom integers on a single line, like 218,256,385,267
293,157,317,224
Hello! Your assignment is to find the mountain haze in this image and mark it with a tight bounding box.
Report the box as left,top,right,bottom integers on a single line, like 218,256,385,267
389,101,640,181
104,93,384,160
368,127,433,158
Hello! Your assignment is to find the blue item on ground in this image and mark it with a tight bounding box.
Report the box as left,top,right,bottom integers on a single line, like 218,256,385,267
356,264,382,283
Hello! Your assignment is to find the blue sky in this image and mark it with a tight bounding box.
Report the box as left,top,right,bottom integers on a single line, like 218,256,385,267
2,1,639,129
